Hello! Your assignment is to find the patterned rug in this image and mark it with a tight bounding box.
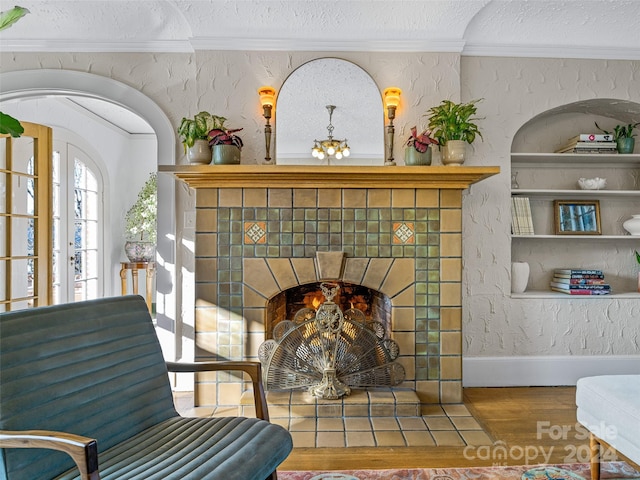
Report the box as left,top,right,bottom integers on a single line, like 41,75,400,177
279,462,640,480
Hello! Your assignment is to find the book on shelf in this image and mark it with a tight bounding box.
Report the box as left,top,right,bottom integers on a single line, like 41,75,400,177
567,134,615,143
550,276,606,285
555,269,603,275
551,287,611,295
555,142,617,154
511,196,534,235
549,281,610,290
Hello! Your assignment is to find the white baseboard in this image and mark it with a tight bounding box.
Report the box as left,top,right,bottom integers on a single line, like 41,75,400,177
463,355,640,387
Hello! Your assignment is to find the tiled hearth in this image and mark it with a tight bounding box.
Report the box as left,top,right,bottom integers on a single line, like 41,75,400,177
174,389,493,447
165,166,498,414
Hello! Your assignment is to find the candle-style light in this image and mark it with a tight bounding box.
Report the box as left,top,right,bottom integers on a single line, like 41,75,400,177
258,86,276,165
383,87,402,166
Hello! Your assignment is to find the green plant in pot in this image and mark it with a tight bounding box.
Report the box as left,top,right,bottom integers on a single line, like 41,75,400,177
124,172,157,262
404,127,438,166
178,112,227,164
208,122,244,165
425,99,483,165
595,121,639,154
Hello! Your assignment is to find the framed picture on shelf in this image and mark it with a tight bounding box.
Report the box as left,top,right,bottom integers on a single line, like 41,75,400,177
554,200,601,235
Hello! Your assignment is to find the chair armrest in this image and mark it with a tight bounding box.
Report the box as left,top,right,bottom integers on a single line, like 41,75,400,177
166,360,270,421
0,430,99,480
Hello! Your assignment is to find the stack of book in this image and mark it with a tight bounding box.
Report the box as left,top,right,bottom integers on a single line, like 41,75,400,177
511,196,534,235
555,134,617,154
550,269,611,295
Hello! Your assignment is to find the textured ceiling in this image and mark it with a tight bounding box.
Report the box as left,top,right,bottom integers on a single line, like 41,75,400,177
1,0,639,59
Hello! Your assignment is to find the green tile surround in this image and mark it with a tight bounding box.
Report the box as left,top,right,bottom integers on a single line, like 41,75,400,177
194,187,463,406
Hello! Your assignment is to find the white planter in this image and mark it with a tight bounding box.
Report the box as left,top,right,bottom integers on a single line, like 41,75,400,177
188,139,211,164
441,140,467,166
622,214,640,235
511,261,530,293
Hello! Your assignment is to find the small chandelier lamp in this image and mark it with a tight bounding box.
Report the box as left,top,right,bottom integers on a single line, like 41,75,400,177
383,87,402,166
311,105,350,162
258,86,276,165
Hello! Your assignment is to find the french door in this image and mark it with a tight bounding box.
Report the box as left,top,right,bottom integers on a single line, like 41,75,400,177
52,141,103,304
1,122,52,311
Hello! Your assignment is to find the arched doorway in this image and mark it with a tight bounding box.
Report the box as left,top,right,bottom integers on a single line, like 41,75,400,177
0,69,181,361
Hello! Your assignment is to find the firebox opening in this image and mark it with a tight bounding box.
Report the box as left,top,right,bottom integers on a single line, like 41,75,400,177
265,281,392,340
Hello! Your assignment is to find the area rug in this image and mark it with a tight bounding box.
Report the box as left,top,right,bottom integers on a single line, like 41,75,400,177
279,462,640,480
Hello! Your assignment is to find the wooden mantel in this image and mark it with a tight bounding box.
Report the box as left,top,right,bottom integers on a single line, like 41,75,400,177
159,165,500,189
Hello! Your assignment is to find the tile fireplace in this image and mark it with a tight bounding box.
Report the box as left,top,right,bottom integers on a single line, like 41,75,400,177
163,165,498,409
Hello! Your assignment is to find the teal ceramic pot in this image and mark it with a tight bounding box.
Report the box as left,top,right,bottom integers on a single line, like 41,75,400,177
404,146,432,166
617,137,635,154
212,145,241,165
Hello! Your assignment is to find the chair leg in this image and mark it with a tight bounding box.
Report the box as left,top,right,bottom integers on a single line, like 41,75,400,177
590,433,601,480
265,471,277,480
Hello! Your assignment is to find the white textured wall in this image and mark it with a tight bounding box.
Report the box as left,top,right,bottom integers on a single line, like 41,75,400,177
1,52,638,372
461,57,640,358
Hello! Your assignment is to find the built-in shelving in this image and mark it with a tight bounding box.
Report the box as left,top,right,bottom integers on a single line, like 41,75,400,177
512,291,640,299
511,150,640,297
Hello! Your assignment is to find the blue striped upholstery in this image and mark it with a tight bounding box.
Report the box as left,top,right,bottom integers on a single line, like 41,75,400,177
1,296,292,480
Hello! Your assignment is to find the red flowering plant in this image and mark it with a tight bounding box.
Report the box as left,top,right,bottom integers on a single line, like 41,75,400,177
208,122,244,150
406,126,438,153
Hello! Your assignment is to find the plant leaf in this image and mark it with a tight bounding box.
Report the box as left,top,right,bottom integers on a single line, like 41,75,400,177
0,6,29,31
0,112,25,137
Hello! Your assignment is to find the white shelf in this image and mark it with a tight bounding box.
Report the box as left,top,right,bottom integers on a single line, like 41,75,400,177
511,146,639,300
512,235,639,240
512,153,640,165
512,290,640,299
512,189,640,198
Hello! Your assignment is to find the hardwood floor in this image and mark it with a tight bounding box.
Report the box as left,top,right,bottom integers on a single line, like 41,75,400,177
280,386,590,471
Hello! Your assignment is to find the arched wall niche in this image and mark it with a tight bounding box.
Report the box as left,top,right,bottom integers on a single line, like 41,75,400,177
511,98,640,153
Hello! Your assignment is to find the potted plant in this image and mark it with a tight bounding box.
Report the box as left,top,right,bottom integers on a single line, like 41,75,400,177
208,123,243,165
124,172,157,262
178,112,227,164
595,121,639,154
404,126,438,166
425,99,483,165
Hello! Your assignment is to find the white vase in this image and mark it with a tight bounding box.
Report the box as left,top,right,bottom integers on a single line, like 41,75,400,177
511,261,530,293
622,214,640,235
441,140,467,166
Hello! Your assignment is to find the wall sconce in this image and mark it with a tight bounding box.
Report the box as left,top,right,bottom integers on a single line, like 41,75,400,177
258,86,276,165
383,87,402,166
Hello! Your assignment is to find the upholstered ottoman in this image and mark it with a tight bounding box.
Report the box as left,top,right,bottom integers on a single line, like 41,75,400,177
576,375,640,480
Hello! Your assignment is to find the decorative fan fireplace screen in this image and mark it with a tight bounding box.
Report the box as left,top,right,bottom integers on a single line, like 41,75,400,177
258,282,405,399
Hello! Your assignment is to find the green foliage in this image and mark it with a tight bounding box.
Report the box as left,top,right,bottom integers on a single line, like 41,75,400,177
125,173,157,243
635,250,640,265
0,6,29,137
595,121,640,141
177,111,227,152
425,99,484,146
0,111,25,137
0,5,29,30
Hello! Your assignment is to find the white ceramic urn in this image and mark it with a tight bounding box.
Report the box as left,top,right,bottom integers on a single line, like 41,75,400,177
622,214,640,236
511,261,530,293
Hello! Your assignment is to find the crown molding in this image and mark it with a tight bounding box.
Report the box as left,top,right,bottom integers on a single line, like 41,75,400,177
2,37,639,60
189,37,466,53
0,39,194,53
462,43,640,61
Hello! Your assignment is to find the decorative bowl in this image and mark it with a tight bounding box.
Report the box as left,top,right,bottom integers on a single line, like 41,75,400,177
577,177,606,190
